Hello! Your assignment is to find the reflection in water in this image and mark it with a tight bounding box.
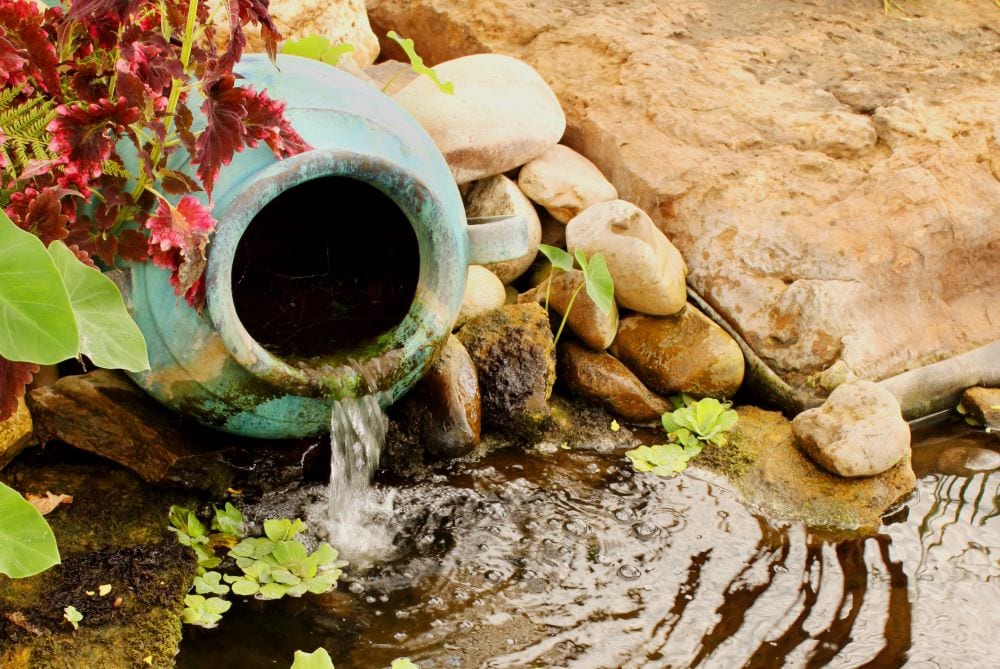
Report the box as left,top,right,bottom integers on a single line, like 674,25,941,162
177,422,1000,668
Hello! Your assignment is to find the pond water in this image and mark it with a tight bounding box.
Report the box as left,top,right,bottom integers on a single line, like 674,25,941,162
177,418,1000,668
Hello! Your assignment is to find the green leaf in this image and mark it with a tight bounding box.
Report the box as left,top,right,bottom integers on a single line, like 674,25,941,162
64,605,82,630
386,31,454,94
575,250,614,316
202,596,232,615
47,241,149,372
291,648,335,669
281,35,356,65
211,502,245,539
0,482,60,578
390,660,420,669
538,244,574,273
229,578,260,597
272,539,308,566
264,518,304,542
0,210,78,363
661,412,682,433
625,443,697,477
193,571,230,596
259,582,288,600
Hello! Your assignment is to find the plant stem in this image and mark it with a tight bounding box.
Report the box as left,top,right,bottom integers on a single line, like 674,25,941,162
551,282,584,349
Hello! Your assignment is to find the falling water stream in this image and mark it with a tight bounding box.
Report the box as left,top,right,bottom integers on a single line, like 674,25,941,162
178,417,1000,668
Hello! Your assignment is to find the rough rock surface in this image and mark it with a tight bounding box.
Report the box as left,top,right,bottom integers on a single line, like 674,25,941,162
391,335,481,459
610,307,745,398
0,458,197,668
792,381,911,478
557,341,669,423
455,265,506,328
520,269,618,351
367,0,1000,402
518,144,618,222
566,200,687,316
26,371,237,490
465,175,542,283
211,0,379,68
0,398,33,470
958,386,1000,431
457,303,555,437
695,406,915,531
393,53,566,184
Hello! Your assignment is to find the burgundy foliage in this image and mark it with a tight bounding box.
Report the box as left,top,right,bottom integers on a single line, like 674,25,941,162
0,0,309,420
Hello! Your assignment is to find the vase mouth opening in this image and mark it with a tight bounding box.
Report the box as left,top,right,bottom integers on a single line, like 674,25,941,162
206,149,463,402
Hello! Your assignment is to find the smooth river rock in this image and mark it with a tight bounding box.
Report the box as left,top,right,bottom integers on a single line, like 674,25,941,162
367,0,1000,413
566,200,687,316
518,144,618,222
457,303,555,437
519,269,618,351
610,308,745,399
465,175,542,283
455,265,506,329
792,381,911,478
392,335,481,459
958,386,1000,431
394,53,566,184
557,341,670,423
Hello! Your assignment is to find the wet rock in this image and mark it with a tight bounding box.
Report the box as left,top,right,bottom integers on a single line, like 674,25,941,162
518,144,618,222
519,269,618,351
394,54,565,184
694,406,916,532
457,303,555,437
792,381,910,478
391,335,481,459
912,438,1000,477
455,265,506,329
566,200,687,316
0,456,197,668
465,175,542,283
610,308,745,399
0,398,34,471
958,387,1000,430
26,370,235,491
368,0,1000,415
208,0,379,69
557,341,670,423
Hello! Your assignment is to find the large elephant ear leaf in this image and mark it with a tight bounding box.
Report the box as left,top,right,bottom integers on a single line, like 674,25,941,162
0,482,60,578
47,241,149,372
0,211,78,364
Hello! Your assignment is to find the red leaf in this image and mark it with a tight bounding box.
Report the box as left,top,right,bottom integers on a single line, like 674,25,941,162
116,228,150,262
220,0,280,69
13,187,80,245
242,86,310,157
194,74,246,196
174,103,197,157
66,0,145,22
0,0,60,96
0,356,38,422
146,195,215,297
48,97,141,180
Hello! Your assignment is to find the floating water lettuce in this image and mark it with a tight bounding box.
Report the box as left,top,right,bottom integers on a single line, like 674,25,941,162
625,443,702,477
661,396,738,448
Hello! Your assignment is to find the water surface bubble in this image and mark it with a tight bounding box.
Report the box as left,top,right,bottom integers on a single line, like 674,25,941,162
618,565,642,580
632,521,661,539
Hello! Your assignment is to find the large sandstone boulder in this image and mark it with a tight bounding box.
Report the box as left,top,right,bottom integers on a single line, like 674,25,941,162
367,0,1000,414
212,0,379,69
792,381,911,477
394,54,566,184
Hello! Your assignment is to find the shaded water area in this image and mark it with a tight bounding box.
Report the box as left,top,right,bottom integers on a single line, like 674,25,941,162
177,418,1000,668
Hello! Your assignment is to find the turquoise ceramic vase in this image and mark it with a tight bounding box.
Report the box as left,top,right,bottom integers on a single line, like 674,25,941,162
123,55,530,438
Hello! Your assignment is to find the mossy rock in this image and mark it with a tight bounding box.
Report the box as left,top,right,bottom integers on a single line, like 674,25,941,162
693,406,916,533
0,456,199,668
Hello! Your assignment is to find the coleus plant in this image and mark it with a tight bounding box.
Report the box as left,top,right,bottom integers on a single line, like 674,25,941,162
0,0,311,420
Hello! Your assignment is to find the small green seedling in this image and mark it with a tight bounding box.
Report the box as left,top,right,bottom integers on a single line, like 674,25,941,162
63,605,82,630
281,35,355,65
661,396,738,449
181,594,231,629
291,648,335,669
386,31,454,94
536,244,615,347
625,443,701,477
